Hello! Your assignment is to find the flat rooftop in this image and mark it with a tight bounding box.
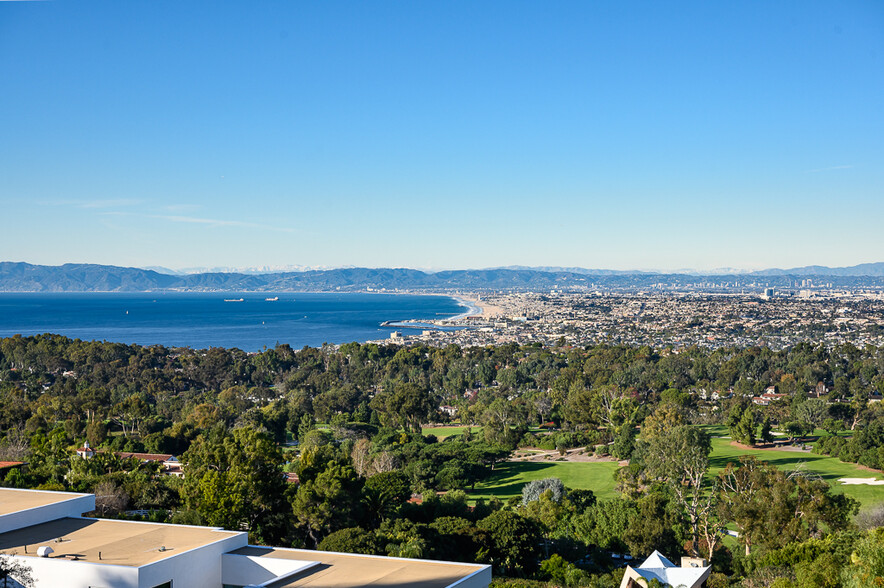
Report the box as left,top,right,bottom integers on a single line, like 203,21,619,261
0,488,85,517
232,546,485,588
0,517,242,567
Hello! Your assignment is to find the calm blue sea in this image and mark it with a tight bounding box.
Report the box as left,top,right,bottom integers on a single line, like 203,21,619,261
0,293,467,351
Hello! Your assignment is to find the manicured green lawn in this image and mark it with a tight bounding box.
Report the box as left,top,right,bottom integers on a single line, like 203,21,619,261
466,425,884,510
468,460,622,503
422,424,551,440
702,426,884,510
421,425,477,440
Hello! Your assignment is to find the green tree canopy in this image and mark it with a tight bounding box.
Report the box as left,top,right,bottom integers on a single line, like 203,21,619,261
292,462,363,547
477,510,542,577
180,426,289,543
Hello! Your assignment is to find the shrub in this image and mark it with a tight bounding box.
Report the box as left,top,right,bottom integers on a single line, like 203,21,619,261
318,527,383,555
538,554,586,587
522,478,566,504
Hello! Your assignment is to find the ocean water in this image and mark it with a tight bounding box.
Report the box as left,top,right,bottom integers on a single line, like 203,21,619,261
0,292,468,351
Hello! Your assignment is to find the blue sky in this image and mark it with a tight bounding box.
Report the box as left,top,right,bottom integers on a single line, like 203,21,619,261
1,1,882,272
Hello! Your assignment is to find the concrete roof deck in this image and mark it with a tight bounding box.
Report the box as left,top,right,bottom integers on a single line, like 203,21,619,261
0,488,85,516
232,546,486,588
0,517,242,567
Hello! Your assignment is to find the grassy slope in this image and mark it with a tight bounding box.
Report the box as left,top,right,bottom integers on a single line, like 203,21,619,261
421,425,476,440
702,425,884,510
467,460,622,503
467,425,884,509
421,425,547,441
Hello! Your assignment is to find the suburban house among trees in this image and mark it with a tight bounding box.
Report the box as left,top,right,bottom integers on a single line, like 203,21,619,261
75,442,184,478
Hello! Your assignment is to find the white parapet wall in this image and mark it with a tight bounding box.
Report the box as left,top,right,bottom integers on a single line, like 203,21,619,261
0,490,95,535
221,553,320,586
447,565,493,588
137,528,248,588
227,545,493,588
11,556,138,588
8,526,248,588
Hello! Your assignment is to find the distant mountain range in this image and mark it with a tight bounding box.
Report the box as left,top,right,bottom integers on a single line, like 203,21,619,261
142,264,348,275
493,263,884,277
750,262,884,277
1,261,883,292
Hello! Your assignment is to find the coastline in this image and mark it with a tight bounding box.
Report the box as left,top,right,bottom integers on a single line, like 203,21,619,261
445,295,504,321
377,293,491,331
0,291,468,351
411,293,505,322
446,296,483,321
380,294,475,330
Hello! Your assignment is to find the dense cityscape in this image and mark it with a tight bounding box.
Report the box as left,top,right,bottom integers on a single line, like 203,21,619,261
392,288,884,351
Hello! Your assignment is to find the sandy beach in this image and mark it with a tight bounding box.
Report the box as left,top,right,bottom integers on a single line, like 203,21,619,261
452,296,504,319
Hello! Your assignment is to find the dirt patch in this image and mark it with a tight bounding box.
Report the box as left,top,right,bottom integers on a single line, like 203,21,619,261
849,462,884,474
728,440,810,453
512,447,618,463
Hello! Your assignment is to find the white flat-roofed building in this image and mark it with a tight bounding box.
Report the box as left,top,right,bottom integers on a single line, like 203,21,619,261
225,546,490,588
0,488,491,588
0,488,95,535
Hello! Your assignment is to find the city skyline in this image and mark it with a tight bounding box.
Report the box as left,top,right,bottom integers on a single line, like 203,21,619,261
1,1,882,271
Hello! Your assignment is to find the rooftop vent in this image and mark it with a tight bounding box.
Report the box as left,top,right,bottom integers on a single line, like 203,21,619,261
36,546,54,558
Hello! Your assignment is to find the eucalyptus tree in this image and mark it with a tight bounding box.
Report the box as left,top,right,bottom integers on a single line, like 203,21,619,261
635,421,713,557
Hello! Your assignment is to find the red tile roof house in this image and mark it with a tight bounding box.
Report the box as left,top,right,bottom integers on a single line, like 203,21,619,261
75,443,183,477
752,391,788,406
0,461,27,479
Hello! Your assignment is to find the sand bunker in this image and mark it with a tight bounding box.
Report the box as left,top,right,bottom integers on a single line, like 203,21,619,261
838,477,884,485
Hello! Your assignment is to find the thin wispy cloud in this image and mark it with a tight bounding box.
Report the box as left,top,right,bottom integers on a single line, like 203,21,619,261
80,199,143,209
43,198,143,209
151,214,295,233
96,210,293,233
804,164,855,173
161,203,202,213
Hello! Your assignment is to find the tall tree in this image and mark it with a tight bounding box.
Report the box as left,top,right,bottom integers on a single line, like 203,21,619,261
759,415,774,444
292,462,363,547
370,382,433,433
727,403,756,446
181,426,290,543
718,456,858,556
482,397,527,449
361,470,411,527
477,510,542,577
636,424,713,557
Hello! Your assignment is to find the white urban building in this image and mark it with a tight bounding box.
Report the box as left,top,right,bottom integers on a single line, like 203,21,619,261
0,488,491,588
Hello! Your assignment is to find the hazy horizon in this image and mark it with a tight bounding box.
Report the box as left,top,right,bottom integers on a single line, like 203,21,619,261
5,258,884,276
